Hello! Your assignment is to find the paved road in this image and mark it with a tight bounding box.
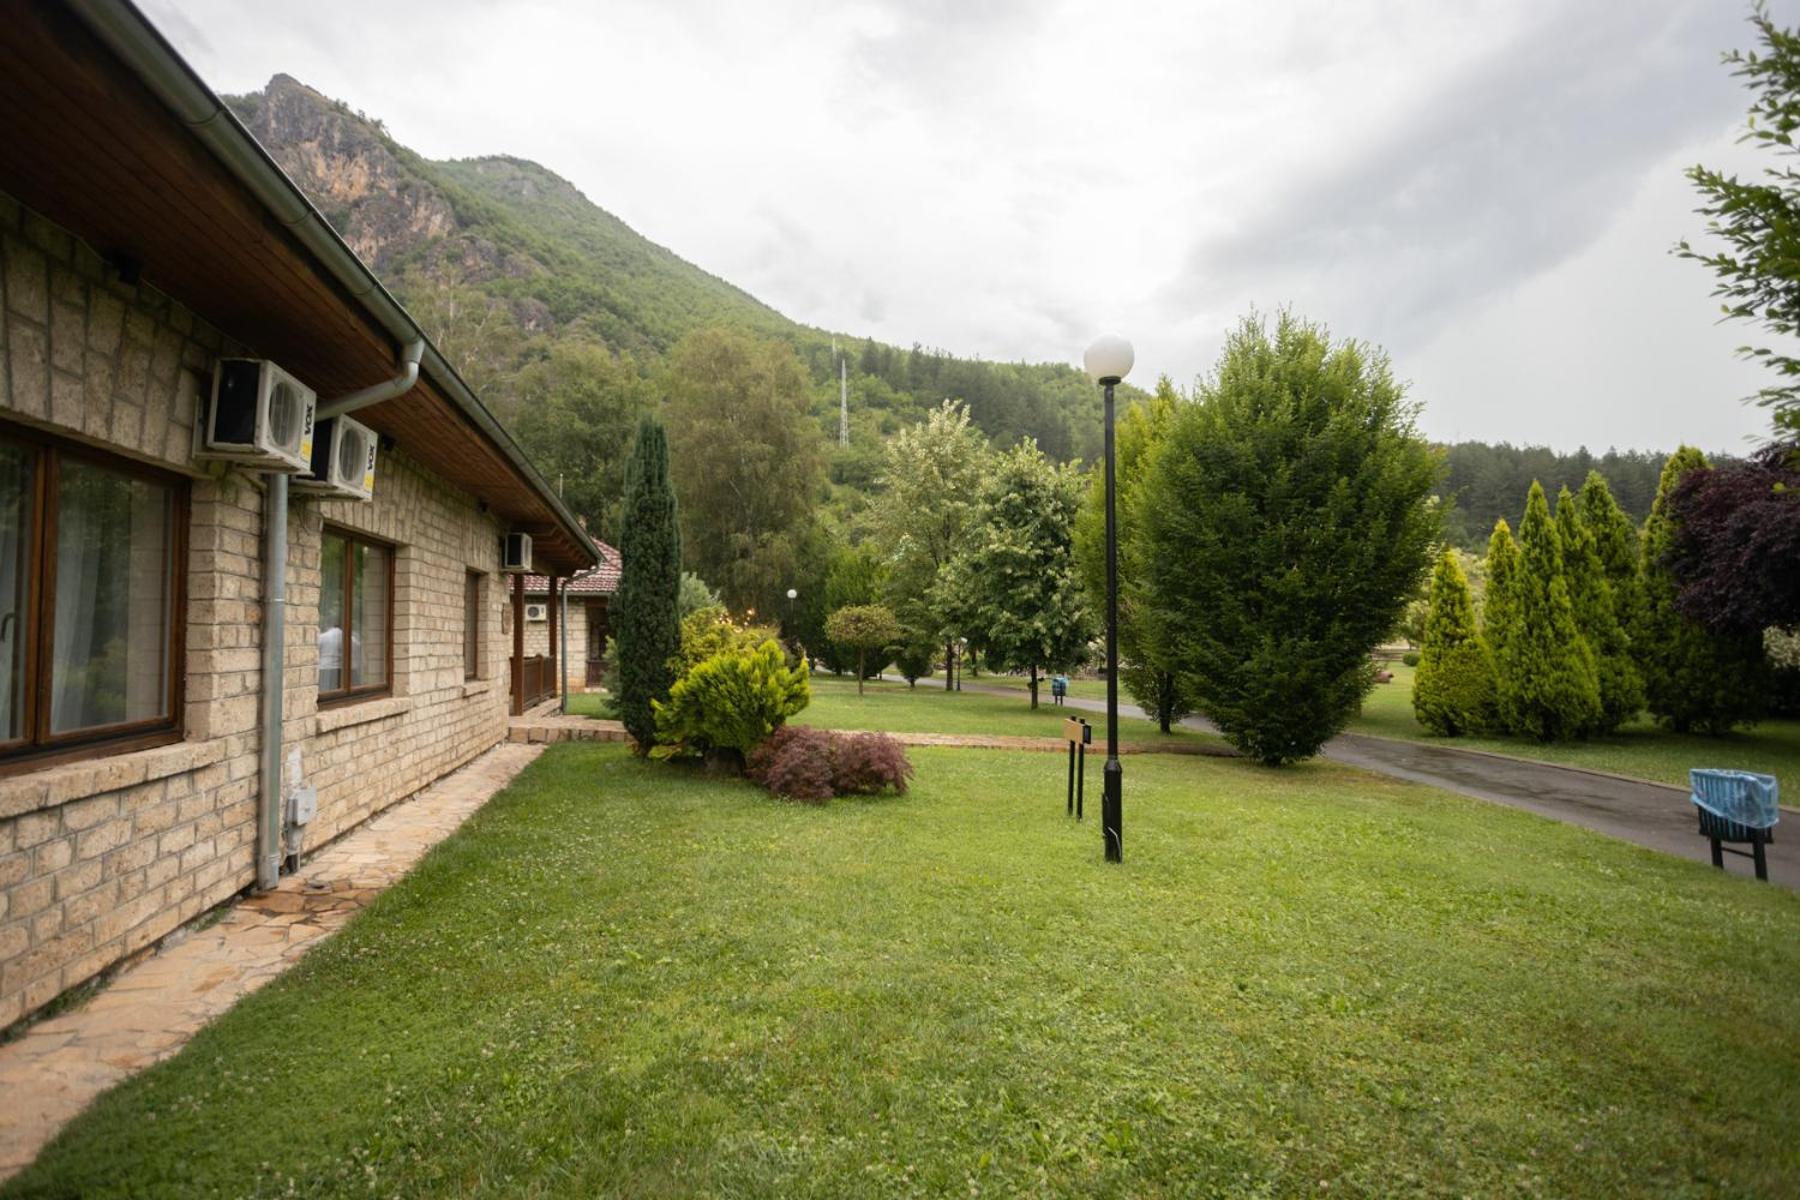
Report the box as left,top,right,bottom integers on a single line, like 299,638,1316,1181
963,684,1793,888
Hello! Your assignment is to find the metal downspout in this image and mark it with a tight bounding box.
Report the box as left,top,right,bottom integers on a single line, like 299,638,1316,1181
559,583,569,714
316,340,423,420
256,473,287,891
253,345,422,890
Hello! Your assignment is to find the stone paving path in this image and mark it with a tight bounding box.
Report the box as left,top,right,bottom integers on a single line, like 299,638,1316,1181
803,726,1233,755
0,741,543,1181
508,713,632,744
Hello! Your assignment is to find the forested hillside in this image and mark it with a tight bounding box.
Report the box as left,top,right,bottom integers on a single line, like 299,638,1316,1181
225,75,1111,525
1436,443,1678,549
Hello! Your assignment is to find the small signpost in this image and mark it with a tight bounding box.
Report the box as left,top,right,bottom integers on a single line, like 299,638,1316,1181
1064,717,1091,819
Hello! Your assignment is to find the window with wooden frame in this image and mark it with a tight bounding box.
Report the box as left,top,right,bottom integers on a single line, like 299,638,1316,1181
463,570,483,680
0,424,186,770
317,527,393,704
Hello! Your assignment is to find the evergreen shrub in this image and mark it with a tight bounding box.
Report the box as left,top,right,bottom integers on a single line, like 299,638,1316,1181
1412,549,1496,736
653,640,810,761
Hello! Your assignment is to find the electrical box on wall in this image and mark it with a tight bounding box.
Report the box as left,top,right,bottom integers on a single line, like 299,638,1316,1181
501,531,533,573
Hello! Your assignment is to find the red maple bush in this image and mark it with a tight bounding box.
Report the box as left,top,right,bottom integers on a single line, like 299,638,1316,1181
746,726,912,803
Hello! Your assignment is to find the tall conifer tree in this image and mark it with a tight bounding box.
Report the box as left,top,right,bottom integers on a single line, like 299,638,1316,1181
1481,518,1522,677
615,418,683,751
1637,447,1769,733
1556,486,1641,733
1412,549,1496,736
1494,483,1600,740
1576,471,1643,641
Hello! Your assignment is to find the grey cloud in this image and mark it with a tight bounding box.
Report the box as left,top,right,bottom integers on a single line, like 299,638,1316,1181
1165,1,1750,352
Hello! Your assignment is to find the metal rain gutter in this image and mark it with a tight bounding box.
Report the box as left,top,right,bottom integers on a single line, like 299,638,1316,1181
63,0,601,569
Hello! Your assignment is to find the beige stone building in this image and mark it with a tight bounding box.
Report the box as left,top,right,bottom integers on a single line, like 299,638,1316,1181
521,558,620,690
0,3,601,1027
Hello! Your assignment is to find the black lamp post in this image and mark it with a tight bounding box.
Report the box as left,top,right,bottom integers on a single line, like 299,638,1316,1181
1084,333,1134,863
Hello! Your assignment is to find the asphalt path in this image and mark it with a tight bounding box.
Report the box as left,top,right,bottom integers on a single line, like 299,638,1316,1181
961,684,1793,889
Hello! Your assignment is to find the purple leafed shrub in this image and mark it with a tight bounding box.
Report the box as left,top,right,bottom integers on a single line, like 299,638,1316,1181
833,732,913,796
746,726,912,803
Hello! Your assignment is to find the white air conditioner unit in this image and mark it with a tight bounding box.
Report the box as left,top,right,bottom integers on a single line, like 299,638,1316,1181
293,416,378,501
501,532,533,573
201,359,316,472
525,603,548,622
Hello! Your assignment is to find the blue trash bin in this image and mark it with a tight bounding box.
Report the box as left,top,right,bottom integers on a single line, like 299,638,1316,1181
1690,769,1779,881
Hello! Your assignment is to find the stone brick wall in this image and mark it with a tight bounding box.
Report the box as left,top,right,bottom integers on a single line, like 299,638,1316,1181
520,597,594,673
0,193,515,1027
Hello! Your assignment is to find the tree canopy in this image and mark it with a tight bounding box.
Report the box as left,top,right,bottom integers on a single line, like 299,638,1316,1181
942,440,1092,708
664,327,825,614
1679,1,1800,434
1139,313,1439,764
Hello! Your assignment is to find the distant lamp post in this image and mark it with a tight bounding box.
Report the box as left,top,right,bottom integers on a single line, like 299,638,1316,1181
784,588,798,638
1084,333,1133,863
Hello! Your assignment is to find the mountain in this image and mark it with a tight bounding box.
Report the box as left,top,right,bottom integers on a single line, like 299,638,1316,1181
225,75,1109,469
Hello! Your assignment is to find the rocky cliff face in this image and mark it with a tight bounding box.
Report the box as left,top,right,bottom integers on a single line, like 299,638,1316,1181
233,75,463,274
224,73,796,370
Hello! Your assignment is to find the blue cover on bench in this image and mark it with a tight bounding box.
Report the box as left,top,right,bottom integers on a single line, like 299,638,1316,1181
1690,769,1780,832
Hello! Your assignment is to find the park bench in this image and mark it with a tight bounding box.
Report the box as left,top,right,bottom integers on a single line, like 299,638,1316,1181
1690,768,1780,882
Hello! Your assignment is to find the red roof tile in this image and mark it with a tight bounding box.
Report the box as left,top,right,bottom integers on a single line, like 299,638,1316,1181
523,539,619,595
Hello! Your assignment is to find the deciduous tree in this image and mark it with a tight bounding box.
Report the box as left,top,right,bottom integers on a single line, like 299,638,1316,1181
825,604,902,695
511,342,652,543
1638,447,1770,733
665,327,825,613
866,400,991,690
942,441,1093,709
1666,441,1800,635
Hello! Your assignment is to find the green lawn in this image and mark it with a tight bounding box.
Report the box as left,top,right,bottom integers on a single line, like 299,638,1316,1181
798,676,1216,744
564,691,609,719
1351,663,1800,791
973,673,1112,702
10,744,1799,1197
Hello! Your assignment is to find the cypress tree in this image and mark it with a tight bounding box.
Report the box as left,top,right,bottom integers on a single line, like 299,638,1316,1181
1480,518,1522,677
1556,486,1641,733
615,418,683,752
1494,482,1601,741
1412,549,1496,736
1637,447,1769,733
1576,471,1643,643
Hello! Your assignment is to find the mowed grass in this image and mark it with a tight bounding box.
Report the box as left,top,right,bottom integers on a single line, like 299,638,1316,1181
799,676,1217,745
563,691,609,719
973,673,1111,702
1351,663,1800,791
9,744,1800,1198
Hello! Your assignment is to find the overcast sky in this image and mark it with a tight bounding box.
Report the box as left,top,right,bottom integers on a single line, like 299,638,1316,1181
150,0,1785,452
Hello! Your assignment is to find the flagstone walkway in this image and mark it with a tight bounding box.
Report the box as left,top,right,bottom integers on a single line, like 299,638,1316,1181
0,741,543,1181
801,726,1235,755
